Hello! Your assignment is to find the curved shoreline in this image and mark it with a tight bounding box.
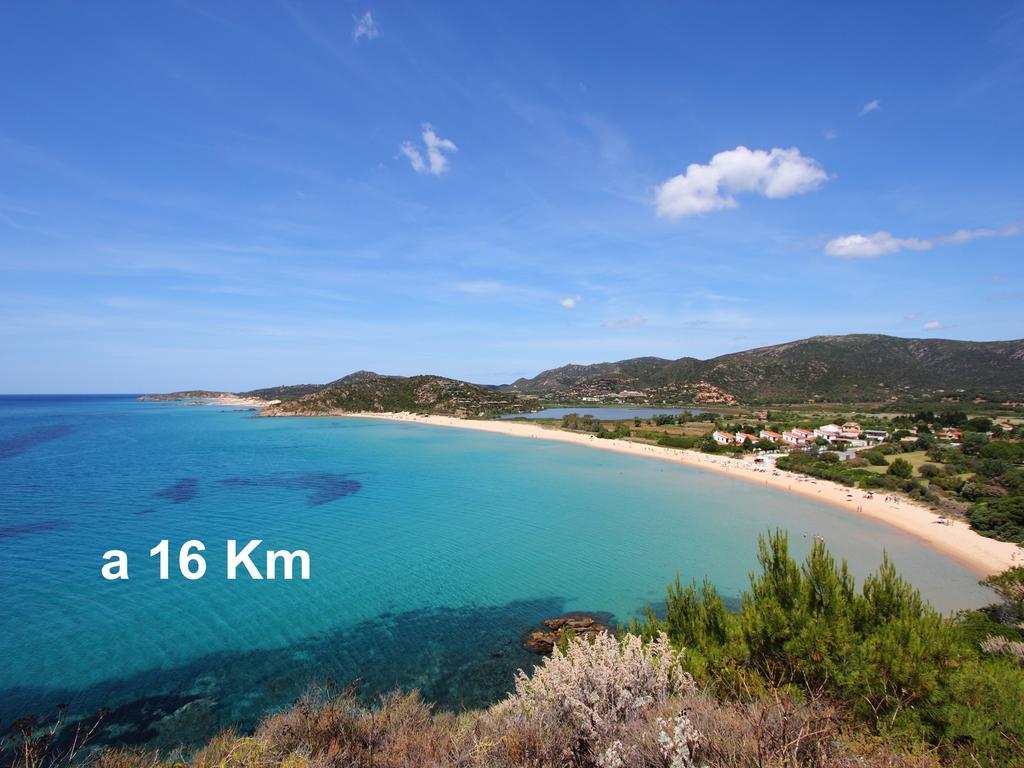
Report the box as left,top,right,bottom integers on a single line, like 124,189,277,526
331,411,1021,577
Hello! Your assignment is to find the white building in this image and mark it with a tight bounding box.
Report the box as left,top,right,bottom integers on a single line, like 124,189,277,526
862,429,889,443
815,424,843,440
782,428,813,445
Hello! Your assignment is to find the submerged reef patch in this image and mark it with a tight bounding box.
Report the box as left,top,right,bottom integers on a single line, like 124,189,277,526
0,597,570,751
0,520,70,540
0,424,76,461
218,472,361,506
155,478,200,504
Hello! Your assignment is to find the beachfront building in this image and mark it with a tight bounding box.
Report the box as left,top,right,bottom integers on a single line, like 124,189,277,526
814,424,843,442
735,432,758,444
759,429,782,443
792,427,814,441
782,428,813,446
712,430,735,445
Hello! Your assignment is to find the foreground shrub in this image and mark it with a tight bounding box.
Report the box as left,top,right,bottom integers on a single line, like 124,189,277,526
981,635,1024,666
492,631,696,765
640,531,1024,766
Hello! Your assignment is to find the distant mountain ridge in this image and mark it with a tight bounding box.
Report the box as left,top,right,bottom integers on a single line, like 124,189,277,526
499,335,1024,404
146,334,1024,411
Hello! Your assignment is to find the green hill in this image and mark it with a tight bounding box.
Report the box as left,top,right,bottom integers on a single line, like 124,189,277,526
147,334,1024,409
260,374,528,417
501,334,1024,404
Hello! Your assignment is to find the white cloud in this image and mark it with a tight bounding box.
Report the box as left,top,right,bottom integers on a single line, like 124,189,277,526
398,142,425,173
941,225,1019,243
654,146,828,219
922,321,943,330
603,315,647,329
560,295,581,309
823,129,838,140
824,231,928,258
825,224,1019,258
859,99,881,116
352,11,380,41
399,124,457,175
422,125,457,174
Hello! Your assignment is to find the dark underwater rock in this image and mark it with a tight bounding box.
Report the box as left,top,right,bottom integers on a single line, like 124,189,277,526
523,613,610,654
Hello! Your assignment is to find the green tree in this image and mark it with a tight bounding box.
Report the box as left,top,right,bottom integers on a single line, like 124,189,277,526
887,457,914,479
967,417,993,433
962,432,990,455
980,441,1024,463
967,496,1024,543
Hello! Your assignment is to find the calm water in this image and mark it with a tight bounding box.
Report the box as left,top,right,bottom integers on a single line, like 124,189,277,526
503,406,704,420
0,396,992,749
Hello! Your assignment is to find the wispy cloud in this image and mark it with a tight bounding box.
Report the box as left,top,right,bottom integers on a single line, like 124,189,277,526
352,11,380,42
399,124,457,175
823,129,838,140
859,99,881,116
603,314,646,329
684,290,748,303
825,224,1019,258
455,280,503,294
560,295,581,309
922,320,943,330
654,146,828,219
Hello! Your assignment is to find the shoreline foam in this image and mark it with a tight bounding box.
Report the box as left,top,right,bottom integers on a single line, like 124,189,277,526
331,411,1021,577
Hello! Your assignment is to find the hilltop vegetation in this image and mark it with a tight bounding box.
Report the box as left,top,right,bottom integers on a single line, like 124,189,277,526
240,371,389,401
144,334,1024,411
261,374,528,418
502,335,1024,404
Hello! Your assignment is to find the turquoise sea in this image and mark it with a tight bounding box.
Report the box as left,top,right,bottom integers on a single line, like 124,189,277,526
0,395,993,750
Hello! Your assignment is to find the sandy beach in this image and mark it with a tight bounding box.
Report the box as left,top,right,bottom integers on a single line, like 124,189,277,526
335,411,1021,577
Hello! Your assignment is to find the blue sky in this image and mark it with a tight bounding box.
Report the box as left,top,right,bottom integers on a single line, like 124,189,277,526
1,2,1022,392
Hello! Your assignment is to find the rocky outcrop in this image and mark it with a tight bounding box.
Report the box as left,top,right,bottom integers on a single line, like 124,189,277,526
523,614,610,653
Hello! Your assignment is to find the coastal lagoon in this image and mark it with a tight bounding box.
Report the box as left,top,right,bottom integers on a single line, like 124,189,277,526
0,396,993,749
503,406,702,420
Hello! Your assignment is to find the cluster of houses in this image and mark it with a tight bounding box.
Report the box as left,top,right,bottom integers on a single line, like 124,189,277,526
712,421,890,449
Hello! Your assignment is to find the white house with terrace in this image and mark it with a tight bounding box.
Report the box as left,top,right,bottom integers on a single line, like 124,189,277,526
782,428,814,445
814,424,843,441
